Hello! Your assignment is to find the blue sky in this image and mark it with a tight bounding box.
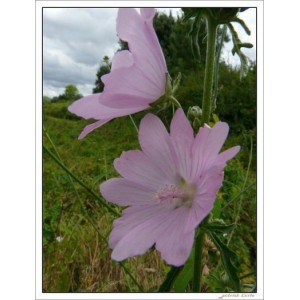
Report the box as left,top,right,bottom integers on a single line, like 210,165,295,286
43,8,256,97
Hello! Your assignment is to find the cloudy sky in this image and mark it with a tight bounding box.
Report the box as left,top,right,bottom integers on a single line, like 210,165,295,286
43,8,256,97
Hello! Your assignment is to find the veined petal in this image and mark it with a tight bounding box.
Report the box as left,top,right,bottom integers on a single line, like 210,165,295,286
196,165,224,197
139,113,177,182
110,205,173,261
187,166,225,228
155,207,195,266
203,122,229,166
114,150,170,189
68,94,102,120
191,124,211,179
69,93,149,120
100,178,155,206
102,65,163,100
170,109,194,181
192,122,230,178
116,8,166,92
111,50,134,71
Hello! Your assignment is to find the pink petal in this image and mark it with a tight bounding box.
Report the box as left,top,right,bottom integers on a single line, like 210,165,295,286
114,150,171,188
203,122,229,165
197,165,224,197
170,109,194,181
102,65,161,99
111,50,134,71
187,166,225,228
100,178,155,206
139,113,177,182
155,207,195,266
78,119,112,140
216,146,241,166
116,8,167,93
110,205,172,261
109,205,160,249
69,93,149,120
98,93,151,109
191,125,211,179
68,94,102,120
140,8,156,20
192,122,230,178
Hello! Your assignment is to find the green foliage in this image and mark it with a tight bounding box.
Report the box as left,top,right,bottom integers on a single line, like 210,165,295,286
93,56,111,93
64,84,80,101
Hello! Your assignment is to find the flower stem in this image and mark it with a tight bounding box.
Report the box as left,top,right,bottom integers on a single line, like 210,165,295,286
129,115,139,134
192,14,218,293
201,15,218,125
193,217,208,292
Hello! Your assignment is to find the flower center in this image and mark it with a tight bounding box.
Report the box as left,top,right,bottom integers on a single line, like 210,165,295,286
155,177,196,209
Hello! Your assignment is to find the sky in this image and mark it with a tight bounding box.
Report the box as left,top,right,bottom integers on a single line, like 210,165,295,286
43,8,256,98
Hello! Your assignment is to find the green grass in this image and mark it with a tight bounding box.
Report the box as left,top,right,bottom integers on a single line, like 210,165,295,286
42,100,256,292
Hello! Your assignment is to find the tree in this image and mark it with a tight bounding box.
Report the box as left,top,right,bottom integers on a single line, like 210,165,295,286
64,84,81,101
93,56,111,93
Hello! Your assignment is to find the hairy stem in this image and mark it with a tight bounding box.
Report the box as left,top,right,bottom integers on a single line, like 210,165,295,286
201,16,218,125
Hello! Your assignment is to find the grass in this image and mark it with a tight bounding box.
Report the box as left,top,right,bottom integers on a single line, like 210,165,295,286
42,100,256,292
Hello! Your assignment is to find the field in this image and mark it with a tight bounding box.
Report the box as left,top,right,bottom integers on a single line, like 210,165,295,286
42,100,256,292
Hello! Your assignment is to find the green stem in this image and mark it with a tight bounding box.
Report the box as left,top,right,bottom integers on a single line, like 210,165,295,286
192,14,218,293
201,15,218,125
193,217,208,292
129,115,139,134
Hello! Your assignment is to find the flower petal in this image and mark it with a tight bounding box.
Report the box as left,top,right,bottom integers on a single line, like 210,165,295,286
170,109,194,181
110,205,172,261
78,119,112,140
114,150,169,189
69,92,150,120
192,122,230,178
110,50,134,71
116,8,167,93
101,65,161,100
139,113,177,182
155,207,195,266
100,178,155,206
187,166,225,228
216,146,241,166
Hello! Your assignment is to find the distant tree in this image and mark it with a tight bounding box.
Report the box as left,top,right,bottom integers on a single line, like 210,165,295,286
93,56,111,93
63,84,81,101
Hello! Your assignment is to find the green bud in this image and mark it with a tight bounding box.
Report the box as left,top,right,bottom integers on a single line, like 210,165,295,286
188,106,202,119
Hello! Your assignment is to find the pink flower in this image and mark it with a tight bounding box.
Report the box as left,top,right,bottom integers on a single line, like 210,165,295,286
100,109,240,266
68,8,167,139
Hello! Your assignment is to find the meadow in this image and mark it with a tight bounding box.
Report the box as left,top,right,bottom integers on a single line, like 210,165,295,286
42,98,256,292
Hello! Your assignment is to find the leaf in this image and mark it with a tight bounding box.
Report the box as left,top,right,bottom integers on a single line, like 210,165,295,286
158,266,183,292
205,230,240,291
232,17,251,35
173,247,195,292
227,23,250,79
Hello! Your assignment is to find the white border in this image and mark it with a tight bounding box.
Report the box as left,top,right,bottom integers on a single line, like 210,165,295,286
36,1,263,299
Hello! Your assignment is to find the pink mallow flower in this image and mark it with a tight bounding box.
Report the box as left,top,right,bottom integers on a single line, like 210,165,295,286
68,8,167,139
100,109,240,266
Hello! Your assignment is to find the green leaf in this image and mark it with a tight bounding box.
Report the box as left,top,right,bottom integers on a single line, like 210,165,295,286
158,266,183,292
232,17,251,35
173,247,195,292
227,23,250,79
205,230,240,291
